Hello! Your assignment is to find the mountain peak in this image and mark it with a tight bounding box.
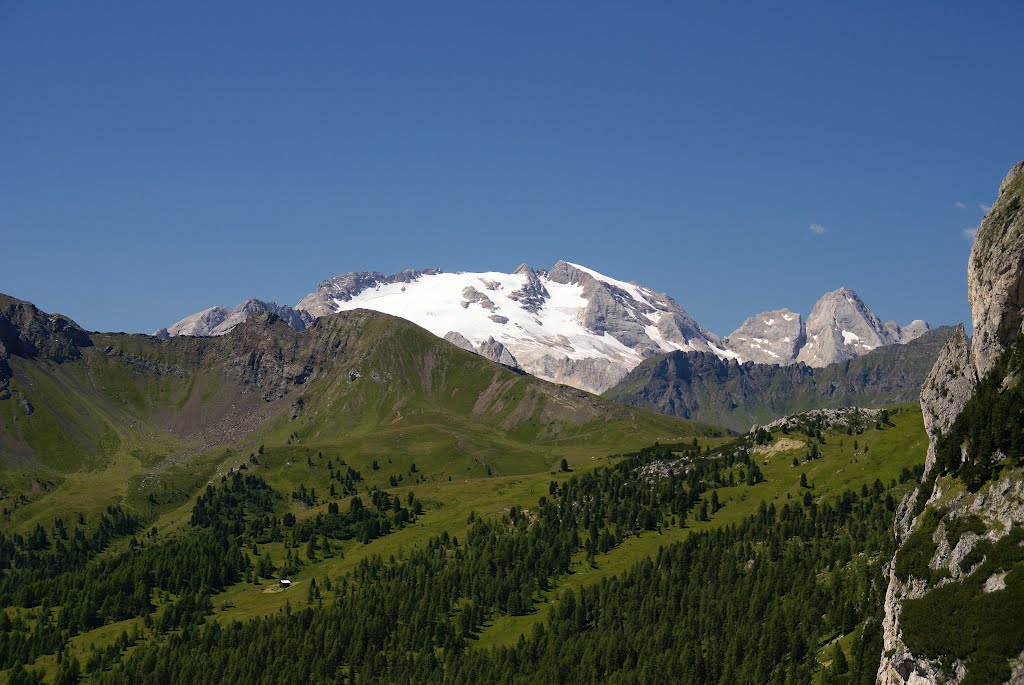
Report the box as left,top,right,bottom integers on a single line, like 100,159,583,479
723,291,928,368
161,261,716,393
796,287,893,366
724,308,804,364
160,265,930,390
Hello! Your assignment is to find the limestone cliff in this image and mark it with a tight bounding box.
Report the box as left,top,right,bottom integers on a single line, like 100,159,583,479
968,160,1024,378
877,160,1024,684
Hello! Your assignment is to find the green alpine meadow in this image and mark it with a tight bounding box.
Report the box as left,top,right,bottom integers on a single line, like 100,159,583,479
3,4,1023,684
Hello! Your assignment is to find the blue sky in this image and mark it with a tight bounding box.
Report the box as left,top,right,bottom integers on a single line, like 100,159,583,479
1,2,1020,336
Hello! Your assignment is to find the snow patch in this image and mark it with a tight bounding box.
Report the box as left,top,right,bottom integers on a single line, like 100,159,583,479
708,342,742,362
842,330,861,345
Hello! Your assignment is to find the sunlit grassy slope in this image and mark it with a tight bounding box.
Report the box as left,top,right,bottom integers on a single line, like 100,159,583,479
175,402,923,644
0,309,718,534
1,399,925,684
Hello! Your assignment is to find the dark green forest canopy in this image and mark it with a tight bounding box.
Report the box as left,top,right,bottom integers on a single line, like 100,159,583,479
0,411,926,685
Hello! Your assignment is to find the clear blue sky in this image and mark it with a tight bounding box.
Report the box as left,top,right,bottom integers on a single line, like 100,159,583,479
2,2,1021,336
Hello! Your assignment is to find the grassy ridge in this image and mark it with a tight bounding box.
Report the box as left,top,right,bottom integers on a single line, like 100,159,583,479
1,309,715,535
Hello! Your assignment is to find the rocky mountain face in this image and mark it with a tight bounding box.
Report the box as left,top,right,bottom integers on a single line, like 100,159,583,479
604,326,955,432
724,290,930,367
724,308,805,364
968,160,1024,378
156,299,314,338
876,160,1024,685
0,294,92,396
798,288,913,366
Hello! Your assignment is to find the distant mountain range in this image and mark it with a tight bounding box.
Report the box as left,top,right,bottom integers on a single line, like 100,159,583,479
723,288,930,367
160,262,932,394
603,326,956,431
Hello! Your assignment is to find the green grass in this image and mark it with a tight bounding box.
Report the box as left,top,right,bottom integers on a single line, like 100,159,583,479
208,470,582,622
2,309,714,538
0,309,933,682
474,403,927,649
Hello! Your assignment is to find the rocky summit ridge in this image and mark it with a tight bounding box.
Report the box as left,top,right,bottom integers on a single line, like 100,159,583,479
157,299,314,339
724,288,930,367
162,261,929,394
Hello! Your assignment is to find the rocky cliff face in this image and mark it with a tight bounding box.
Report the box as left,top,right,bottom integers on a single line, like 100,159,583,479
917,325,977,475
877,160,1024,685
0,294,93,396
544,261,716,358
968,160,1024,379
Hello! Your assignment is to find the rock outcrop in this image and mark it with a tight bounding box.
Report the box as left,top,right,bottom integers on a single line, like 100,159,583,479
918,325,977,475
443,331,475,353
877,160,1024,685
0,294,92,365
968,160,1024,379
477,336,520,369
0,294,93,395
508,263,550,313
443,331,520,369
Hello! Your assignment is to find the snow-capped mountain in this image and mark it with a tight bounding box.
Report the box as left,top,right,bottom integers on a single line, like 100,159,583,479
299,261,724,392
163,261,723,393
796,288,929,366
160,265,929,392
723,288,930,367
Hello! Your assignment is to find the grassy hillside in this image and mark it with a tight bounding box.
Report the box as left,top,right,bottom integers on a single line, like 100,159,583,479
0,401,926,683
0,294,934,684
0,301,716,533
